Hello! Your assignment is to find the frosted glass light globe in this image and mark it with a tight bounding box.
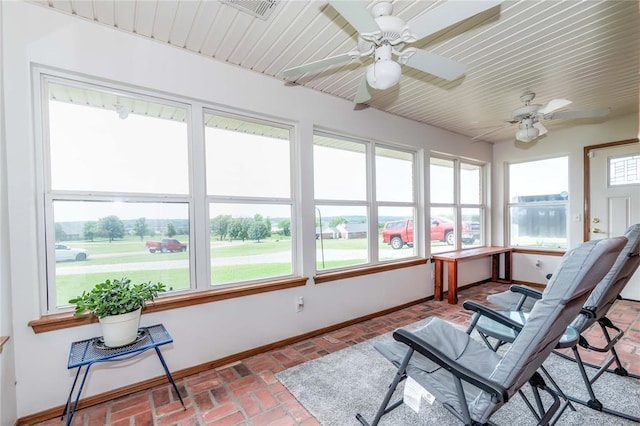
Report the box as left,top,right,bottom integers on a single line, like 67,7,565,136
366,60,401,90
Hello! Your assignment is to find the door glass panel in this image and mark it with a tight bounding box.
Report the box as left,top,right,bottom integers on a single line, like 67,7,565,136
609,155,640,186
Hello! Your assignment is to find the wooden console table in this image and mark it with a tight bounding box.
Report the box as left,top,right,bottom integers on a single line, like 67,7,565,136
432,247,513,304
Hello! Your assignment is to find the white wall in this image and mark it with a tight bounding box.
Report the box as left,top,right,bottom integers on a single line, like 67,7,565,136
493,113,639,283
0,2,18,425
2,2,493,419
512,253,562,284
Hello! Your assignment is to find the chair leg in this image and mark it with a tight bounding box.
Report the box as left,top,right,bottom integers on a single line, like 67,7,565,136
356,348,413,426
597,318,630,377
528,372,560,426
563,346,640,422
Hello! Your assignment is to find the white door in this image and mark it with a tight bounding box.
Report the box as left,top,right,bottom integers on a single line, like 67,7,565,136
589,143,640,301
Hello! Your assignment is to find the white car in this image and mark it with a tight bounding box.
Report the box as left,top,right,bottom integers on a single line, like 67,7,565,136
55,244,88,262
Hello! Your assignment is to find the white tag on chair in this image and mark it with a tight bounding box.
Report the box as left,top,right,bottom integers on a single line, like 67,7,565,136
404,377,435,413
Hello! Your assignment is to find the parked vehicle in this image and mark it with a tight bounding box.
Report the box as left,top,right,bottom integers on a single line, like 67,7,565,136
55,243,88,262
382,219,415,249
381,217,479,249
145,238,187,253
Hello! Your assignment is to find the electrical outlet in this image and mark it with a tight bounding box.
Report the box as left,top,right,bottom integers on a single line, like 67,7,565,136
296,296,304,312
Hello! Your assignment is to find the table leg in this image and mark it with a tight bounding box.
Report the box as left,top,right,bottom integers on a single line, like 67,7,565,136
65,365,92,426
62,366,82,420
492,251,513,283
504,251,512,282
434,260,443,301
447,261,458,304
154,347,185,409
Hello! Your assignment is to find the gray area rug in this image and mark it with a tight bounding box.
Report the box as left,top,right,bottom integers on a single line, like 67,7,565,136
276,318,640,425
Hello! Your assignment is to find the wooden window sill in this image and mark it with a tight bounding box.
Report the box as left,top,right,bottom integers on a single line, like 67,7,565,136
314,258,428,284
29,276,308,334
512,248,565,256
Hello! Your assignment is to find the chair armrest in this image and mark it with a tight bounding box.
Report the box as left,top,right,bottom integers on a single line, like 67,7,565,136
463,301,524,334
508,285,543,299
392,328,508,403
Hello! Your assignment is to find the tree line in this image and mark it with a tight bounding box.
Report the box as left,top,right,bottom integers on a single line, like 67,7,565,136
210,214,282,242
56,216,187,243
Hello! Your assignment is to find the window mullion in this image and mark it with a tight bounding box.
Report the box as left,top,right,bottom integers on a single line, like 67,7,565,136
369,142,378,263
191,103,208,290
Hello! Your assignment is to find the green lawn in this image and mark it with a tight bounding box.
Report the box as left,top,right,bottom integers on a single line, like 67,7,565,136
56,268,191,305
56,263,300,305
210,238,292,257
55,234,416,307
63,235,189,255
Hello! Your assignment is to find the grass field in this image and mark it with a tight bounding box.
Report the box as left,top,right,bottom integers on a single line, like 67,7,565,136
54,234,447,306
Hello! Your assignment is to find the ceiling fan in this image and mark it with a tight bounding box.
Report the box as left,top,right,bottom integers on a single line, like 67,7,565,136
473,92,611,143
283,0,503,104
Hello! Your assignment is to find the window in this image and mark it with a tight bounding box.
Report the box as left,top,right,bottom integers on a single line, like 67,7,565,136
507,156,568,249
40,74,296,312
430,156,485,253
43,78,191,309
205,113,294,285
609,154,640,186
314,132,418,271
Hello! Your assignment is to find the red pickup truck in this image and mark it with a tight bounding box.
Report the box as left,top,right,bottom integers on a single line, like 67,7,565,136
145,238,187,253
381,217,479,249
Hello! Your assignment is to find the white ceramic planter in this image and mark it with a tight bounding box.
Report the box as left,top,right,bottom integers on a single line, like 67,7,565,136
98,307,142,347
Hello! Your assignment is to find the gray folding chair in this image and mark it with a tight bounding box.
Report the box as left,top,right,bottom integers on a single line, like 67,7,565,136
477,224,640,422
356,236,626,426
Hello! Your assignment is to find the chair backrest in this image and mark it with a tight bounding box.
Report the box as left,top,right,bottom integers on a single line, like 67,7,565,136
570,224,640,332
470,236,627,421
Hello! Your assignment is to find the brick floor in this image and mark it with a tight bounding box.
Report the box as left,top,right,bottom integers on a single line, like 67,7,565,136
40,282,640,426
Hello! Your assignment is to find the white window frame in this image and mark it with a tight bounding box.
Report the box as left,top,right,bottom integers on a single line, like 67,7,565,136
313,130,420,273
203,108,298,286
34,68,299,313
505,155,569,249
430,154,487,251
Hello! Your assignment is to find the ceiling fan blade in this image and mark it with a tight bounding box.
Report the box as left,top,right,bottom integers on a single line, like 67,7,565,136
472,123,512,141
401,48,466,81
283,52,359,77
328,0,380,35
354,75,374,104
547,107,611,120
407,1,503,42
538,98,572,115
533,122,548,136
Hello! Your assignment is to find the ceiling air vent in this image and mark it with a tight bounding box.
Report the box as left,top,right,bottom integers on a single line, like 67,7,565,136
220,0,279,20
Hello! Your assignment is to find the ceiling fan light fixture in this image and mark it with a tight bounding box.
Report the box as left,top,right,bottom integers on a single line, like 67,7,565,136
366,59,401,90
515,126,539,143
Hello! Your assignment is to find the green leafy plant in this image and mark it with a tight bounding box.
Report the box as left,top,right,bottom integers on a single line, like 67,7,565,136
68,277,166,318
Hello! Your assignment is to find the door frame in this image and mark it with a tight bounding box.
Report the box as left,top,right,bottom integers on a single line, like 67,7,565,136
583,138,640,241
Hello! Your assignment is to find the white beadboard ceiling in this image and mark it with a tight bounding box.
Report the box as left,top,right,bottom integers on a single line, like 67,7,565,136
28,0,640,144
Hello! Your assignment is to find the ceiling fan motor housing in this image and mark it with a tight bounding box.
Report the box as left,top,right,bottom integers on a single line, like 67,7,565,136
374,15,407,45
511,104,542,121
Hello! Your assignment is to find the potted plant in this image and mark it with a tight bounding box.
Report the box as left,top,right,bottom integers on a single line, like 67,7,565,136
69,277,165,347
